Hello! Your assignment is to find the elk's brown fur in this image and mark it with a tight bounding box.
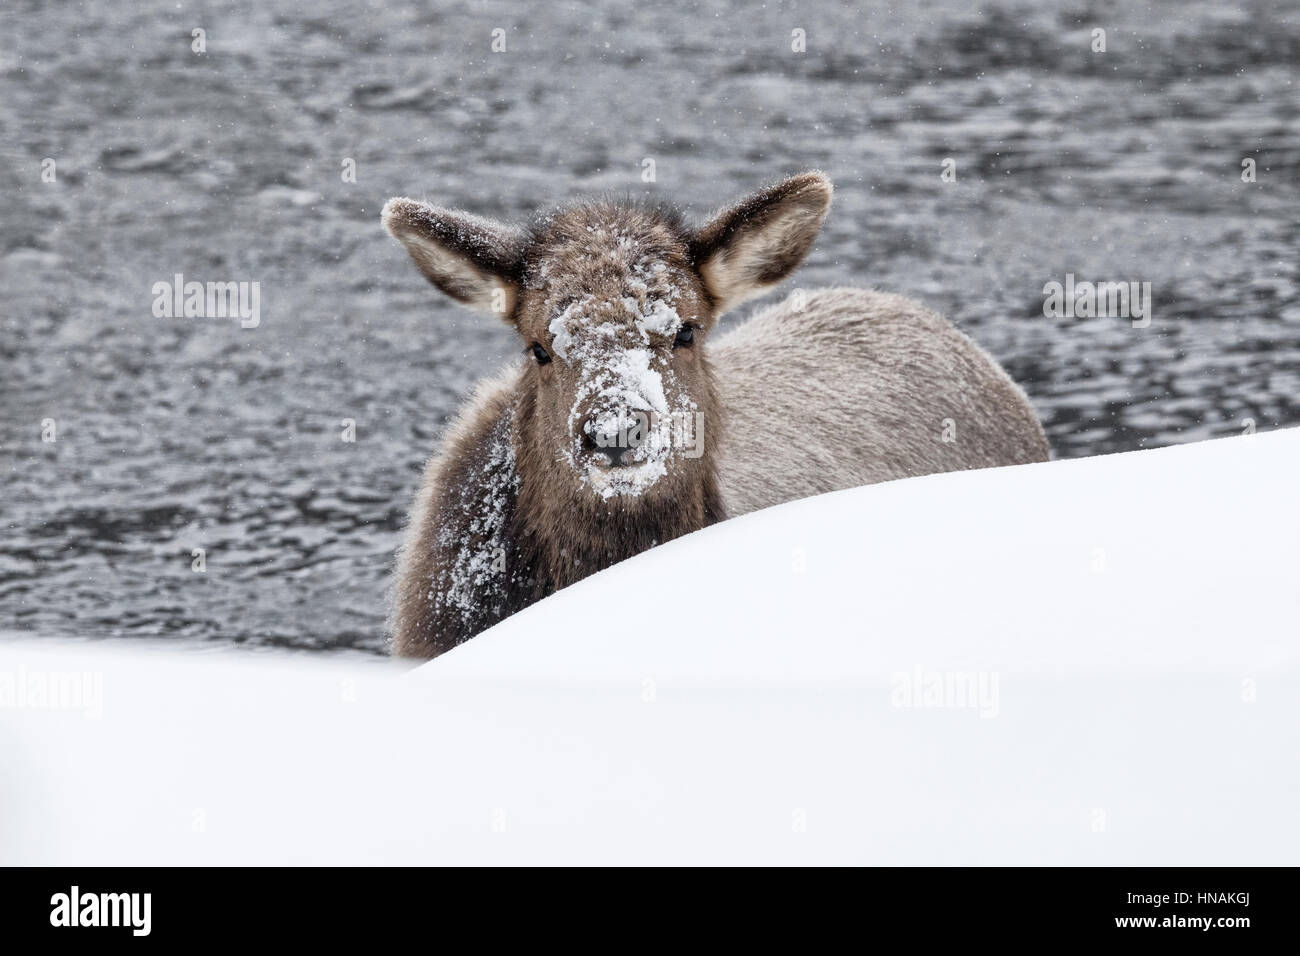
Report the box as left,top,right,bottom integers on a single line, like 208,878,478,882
382,172,1049,658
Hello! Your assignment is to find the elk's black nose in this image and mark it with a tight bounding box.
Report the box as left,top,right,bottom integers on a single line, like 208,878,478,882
582,426,632,466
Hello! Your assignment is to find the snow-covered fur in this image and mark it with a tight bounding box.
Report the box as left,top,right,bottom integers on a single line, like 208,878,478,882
382,172,1049,658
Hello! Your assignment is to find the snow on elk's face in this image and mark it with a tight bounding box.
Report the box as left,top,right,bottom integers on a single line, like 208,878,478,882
514,215,713,502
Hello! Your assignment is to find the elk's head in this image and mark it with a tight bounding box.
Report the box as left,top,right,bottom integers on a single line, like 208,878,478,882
383,172,831,507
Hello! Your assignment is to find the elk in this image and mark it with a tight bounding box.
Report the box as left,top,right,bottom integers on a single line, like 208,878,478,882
382,172,1049,658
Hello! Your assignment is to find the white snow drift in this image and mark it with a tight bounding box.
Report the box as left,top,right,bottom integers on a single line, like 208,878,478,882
1,428,1297,865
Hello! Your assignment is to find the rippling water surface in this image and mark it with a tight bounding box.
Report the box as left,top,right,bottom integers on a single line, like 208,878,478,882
2,0,1297,652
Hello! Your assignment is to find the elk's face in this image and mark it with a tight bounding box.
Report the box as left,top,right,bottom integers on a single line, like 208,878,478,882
512,219,714,501
382,173,832,506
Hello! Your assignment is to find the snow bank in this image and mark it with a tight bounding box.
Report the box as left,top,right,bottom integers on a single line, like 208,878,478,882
2,429,1297,865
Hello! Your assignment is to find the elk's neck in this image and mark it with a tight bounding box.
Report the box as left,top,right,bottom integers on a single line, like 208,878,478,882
508,407,724,595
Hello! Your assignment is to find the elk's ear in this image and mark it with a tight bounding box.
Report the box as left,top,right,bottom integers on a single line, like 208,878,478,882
691,172,832,316
382,198,523,319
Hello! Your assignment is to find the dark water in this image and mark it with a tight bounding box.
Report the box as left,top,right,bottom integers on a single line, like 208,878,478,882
2,0,1298,653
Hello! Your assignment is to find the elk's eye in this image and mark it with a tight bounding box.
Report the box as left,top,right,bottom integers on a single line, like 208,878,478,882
531,343,552,365
674,325,695,348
